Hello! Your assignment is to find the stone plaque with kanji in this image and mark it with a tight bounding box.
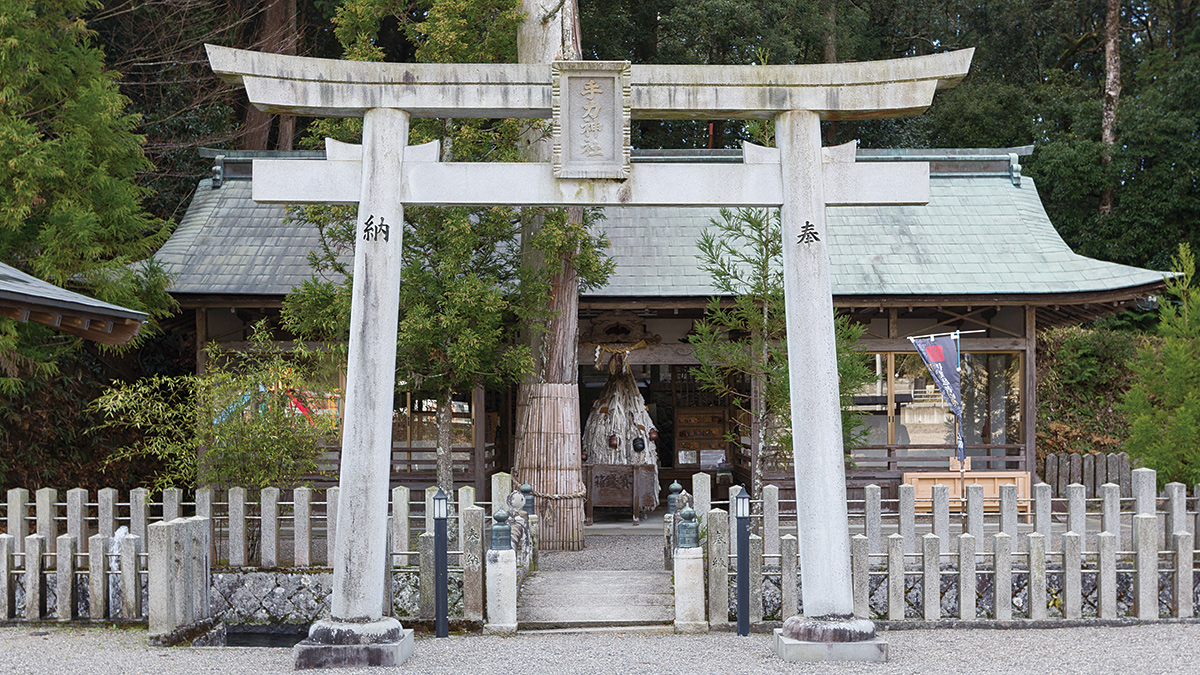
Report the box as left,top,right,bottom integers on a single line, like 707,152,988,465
551,61,631,180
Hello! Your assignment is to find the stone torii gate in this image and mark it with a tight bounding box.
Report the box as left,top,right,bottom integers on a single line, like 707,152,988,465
207,44,972,667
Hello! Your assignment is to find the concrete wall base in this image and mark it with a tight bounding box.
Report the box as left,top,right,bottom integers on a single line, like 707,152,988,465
674,621,708,633
293,628,414,669
773,629,888,662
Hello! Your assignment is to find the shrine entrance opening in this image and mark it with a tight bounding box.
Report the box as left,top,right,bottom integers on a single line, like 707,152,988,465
208,44,972,664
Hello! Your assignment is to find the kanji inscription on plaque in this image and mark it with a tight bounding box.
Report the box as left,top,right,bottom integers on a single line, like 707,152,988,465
551,61,631,180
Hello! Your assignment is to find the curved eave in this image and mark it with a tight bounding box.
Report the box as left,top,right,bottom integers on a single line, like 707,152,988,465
206,45,973,120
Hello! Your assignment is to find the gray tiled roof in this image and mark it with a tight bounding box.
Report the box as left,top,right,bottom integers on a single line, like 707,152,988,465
0,262,146,320
158,173,1167,300
157,179,328,295
598,175,1166,297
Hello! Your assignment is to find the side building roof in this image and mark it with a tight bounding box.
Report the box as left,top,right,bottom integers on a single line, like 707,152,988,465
0,262,147,345
157,147,1168,325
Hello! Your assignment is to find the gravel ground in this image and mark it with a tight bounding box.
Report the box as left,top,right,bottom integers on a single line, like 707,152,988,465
537,534,663,571
4,622,1200,675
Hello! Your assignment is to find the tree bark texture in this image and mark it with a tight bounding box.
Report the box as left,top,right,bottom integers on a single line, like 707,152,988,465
581,365,660,509
1099,0,1121,215
242,0,298,151
436,390,454,493
513,0,588,551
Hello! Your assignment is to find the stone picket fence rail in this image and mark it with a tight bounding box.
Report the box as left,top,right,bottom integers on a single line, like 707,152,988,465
0,473,533,628
671,467,1200,626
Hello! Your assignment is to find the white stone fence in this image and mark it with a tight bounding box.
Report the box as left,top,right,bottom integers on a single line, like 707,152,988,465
0,473,530,626
675,467,1200,626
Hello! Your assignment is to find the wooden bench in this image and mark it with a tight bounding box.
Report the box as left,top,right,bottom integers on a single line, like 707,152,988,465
902,468,1031,513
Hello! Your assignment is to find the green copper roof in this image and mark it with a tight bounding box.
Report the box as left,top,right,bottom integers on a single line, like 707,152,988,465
157,150,1167,301
593,174,1166,298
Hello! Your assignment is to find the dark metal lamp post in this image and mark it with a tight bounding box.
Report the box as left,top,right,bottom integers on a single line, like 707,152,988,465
433,487,448,638
735,487,751,636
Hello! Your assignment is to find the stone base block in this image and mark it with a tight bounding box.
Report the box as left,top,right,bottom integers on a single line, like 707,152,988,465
293,621,415,670
773,629,888,663
674,621,708,634
483,623,517,636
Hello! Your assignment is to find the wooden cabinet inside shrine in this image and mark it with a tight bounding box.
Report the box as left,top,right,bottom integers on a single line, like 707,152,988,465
668,366,737,501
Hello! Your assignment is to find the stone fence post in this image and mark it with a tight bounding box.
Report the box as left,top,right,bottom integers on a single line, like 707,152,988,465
148,517,213,645
484,510,517,636
673,507,706,633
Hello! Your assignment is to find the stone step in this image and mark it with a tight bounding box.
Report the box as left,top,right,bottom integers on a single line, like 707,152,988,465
517,570,674,630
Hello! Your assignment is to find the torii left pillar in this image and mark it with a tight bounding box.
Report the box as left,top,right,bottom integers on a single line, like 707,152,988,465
293,108,416,669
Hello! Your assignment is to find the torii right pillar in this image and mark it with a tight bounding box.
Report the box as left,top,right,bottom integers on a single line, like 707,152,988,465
774,109,888,661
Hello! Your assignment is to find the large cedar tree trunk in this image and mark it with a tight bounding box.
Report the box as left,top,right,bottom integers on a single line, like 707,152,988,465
1099,0,1121,214
242,0,298,150
513,0,587,550
436,389,454,493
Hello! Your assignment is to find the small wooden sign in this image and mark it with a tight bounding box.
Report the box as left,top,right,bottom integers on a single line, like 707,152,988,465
551,61,632,180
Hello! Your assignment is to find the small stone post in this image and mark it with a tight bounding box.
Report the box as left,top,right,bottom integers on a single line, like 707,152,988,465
1033,483,1052,551
1097,531,1117,619
958,533,975,621
1027,533,1046,620
261,487,280,568
749,533,764,625
25,534,46,620
966,484,984,544
887,534,904,620
1062,531,1082,619
419,531,435,621
864,485,882,555
1067,484,1085,538
129,487,148,542
993,532,1012,621
899,484,916,554
324,486,338,565
999,484,1018,540
120,533,142,620
56,534,78,621
1101,483,1120,539
781,534,799,619
0,534,14,619
7,488,29,553
294,486,313,567
851,534,869,618
388,486,408,567
36,488,58,555
97,488,118,540
1132,468,1156,516
195,487,215,566
1173,531,1193,619
228,486,247,568
764,485,780,560
461,505,485,623
932,485,950,554
89,534,109,620
693,473,711,528
1134,513,1157,620
148,520,177,636
491,473,512,516
674,507,707,633
707,508,729,627
66,488,87,546
484,511,517,635
922,533,940,621
162,487,182,522
663,511,675,572
1165,482,1186,539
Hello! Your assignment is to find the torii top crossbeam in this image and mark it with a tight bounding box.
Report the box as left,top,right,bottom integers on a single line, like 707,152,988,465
207,45,972,120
